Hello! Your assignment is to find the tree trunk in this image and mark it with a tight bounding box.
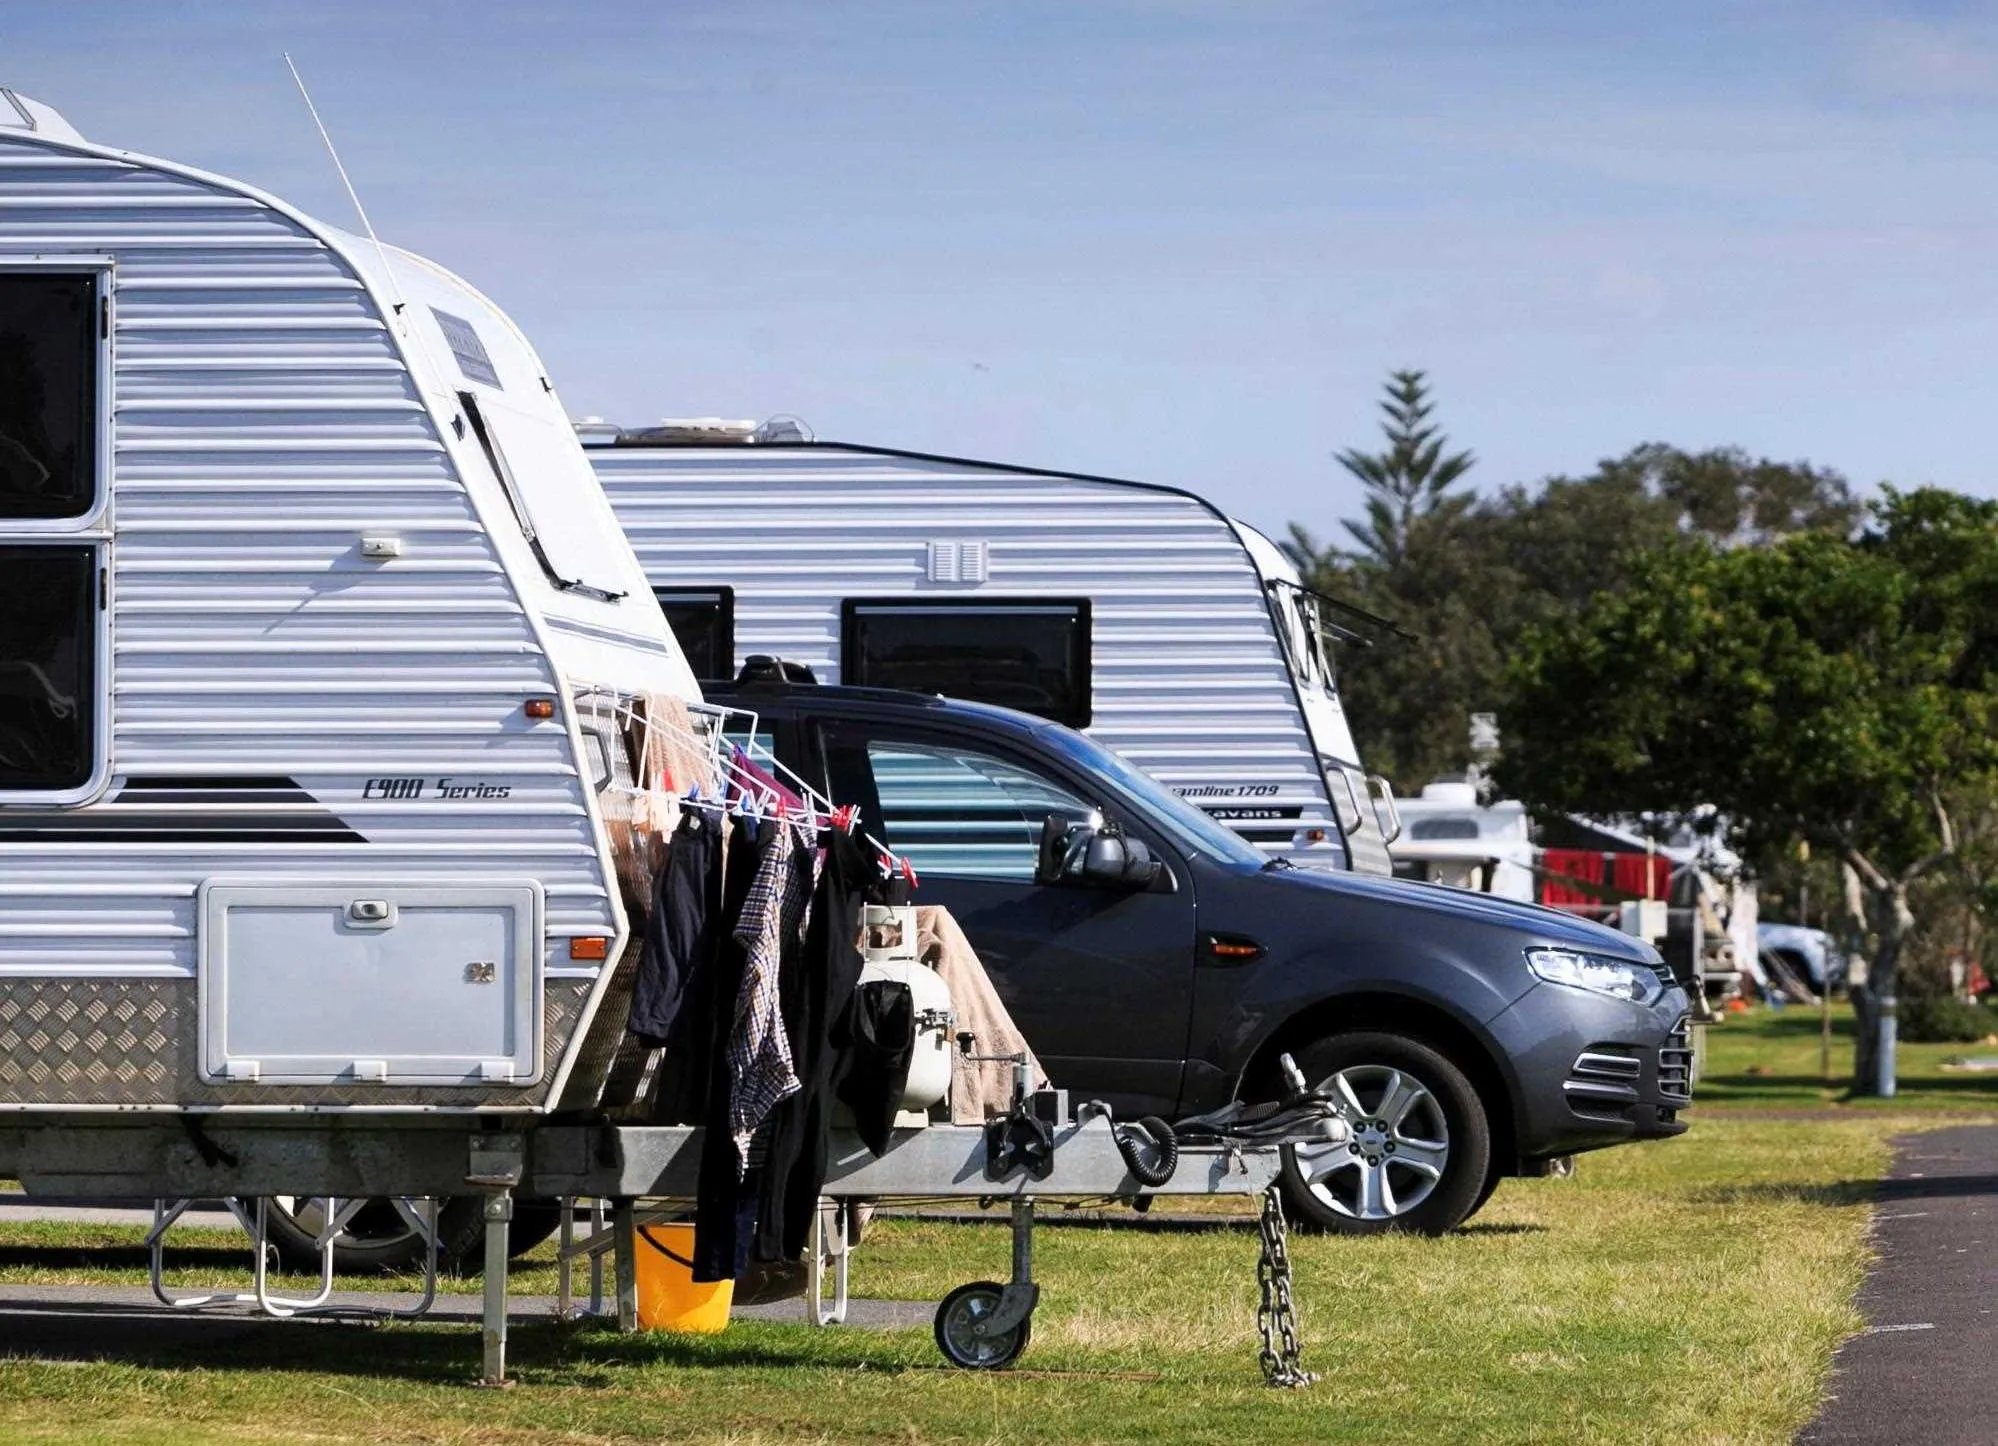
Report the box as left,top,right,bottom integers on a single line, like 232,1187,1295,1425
1847,879,1915,1099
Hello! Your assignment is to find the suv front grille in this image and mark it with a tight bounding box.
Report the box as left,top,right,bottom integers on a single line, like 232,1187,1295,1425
1657,1015,1694,1103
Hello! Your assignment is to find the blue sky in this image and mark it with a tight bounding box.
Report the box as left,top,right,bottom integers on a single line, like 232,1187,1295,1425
13,2,1998,537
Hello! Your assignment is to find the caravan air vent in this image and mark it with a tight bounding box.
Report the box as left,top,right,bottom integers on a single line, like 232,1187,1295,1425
926,540,990,585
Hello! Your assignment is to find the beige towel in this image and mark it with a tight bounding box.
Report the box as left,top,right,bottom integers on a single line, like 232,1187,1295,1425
917,905,1049,1123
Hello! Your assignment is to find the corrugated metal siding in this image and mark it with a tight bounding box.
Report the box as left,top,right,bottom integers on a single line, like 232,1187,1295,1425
596,446,1344,861
0,141,616,1105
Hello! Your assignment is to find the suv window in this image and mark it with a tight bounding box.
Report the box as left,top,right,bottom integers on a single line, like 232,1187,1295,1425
832,731,1095,881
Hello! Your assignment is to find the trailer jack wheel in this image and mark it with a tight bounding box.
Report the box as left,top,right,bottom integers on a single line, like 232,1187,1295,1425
934,1280,1034,1369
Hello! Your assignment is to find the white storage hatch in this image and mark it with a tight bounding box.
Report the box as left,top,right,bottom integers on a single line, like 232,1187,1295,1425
198,880,543,1086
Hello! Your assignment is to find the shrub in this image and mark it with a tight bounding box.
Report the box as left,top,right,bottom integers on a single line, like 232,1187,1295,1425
1897,993,1998,1044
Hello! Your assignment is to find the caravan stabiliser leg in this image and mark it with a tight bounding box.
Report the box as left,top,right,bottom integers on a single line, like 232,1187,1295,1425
932,1196,1039,1370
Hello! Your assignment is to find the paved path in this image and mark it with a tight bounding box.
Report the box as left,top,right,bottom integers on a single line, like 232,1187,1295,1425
1801,1124,1998,1446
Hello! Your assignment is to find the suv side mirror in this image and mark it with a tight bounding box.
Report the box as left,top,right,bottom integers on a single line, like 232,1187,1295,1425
1038,815,1165,891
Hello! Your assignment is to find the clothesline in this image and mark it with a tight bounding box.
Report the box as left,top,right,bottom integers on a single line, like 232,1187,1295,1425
573,685,912,880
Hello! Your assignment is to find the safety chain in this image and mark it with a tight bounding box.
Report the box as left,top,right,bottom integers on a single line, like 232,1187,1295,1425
1255,1182,1318,1388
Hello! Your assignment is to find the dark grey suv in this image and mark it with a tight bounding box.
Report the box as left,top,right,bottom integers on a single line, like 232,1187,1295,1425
713,678,1692,1234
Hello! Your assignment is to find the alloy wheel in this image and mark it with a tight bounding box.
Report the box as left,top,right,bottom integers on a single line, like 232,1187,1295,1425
1285,1064,1450,1221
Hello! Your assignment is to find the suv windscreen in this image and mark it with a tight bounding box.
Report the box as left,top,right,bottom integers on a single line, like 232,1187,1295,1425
1032,724,1268,868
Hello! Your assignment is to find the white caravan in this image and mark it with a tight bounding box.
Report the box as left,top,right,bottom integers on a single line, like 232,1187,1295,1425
0,92,1345,1382
585,426,1398,873
0,90,695,1120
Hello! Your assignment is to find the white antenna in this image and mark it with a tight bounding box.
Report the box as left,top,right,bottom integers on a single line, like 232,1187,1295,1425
284,52,407,314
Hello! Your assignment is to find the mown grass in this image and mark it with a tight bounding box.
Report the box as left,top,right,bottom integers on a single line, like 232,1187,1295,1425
0,1113,1911,1445
1697,1000,1998,1109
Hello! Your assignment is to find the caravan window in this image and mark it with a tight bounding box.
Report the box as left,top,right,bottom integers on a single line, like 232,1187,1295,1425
653,587,734,681
0,546,96,790
841,599,1092,727
1268,582,1329,691
0,273,98,520
459,392,626,603
0,268,106,800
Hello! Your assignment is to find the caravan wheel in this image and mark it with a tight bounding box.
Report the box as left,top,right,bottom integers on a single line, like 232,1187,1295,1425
257,1196,562,1273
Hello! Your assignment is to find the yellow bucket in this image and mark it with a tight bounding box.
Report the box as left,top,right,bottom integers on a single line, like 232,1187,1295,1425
633,1223,734,1333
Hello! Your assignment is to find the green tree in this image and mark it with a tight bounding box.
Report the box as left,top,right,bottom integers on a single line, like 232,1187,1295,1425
1285,427,1861,793
1289,369,1475,571
1497,488,1998,1095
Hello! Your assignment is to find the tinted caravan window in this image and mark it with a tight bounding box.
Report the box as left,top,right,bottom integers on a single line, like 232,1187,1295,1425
654,587,734,681
0,546,96,789
842,599,1092,727
0,273,97,519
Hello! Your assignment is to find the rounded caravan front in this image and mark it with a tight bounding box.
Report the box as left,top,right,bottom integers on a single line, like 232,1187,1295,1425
0,90,695,1118
589,432,1396,873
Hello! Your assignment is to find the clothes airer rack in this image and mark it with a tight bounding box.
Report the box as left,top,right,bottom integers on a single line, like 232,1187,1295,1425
573,686,913,880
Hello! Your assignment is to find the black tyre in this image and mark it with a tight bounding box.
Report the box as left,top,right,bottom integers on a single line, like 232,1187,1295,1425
933,1281,1031,1369
1278,1031,1492,1236
257,1195,563,1273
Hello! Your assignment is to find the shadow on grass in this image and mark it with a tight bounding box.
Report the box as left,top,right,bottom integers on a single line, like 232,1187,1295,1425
1704,1072,1998,1094
889,1213,1253,1234
0,1244,246,1273
1691,1173,1998,1208
1454,1222,1548,1237
0,1308,909,1384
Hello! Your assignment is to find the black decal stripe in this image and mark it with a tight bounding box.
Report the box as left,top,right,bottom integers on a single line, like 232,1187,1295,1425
0,775,367,844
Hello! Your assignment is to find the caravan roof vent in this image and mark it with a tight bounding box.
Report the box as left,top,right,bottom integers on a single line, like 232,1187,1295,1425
657,417,760,441
926,539,990,585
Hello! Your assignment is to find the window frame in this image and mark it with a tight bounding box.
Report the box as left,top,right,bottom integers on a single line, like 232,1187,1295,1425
0,258,113,535
814,716,1187,887
0,258,114,807
839,596,1094,727
652,585,735,682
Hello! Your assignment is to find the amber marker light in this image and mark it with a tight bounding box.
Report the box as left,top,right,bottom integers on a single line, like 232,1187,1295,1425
524,698,556,719
569,937,610,962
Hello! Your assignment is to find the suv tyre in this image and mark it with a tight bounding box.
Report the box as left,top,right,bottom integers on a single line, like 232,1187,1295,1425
1279,1031,1491,1236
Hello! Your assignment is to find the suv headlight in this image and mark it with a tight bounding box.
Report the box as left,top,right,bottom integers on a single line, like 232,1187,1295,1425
1525,947,1664,1005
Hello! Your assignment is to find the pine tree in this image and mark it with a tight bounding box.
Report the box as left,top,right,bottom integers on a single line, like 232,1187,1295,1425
1335,369,1476,567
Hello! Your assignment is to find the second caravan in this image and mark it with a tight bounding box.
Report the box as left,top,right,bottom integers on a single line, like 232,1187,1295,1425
585,425,1398,873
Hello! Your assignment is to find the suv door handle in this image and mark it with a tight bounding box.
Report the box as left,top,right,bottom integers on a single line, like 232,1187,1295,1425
1200,933,1264,966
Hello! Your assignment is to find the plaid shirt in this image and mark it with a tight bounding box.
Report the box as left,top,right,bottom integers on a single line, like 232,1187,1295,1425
727,823,816,1168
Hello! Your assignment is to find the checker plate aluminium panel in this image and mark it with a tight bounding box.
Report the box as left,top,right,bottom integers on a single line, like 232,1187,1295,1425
0,977,591,1108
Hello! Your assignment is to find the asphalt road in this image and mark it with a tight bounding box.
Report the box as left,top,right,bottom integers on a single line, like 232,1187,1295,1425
1800,1124,1998,1446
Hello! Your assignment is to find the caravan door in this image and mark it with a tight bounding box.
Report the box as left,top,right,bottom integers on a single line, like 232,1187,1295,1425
815,720,1198,1118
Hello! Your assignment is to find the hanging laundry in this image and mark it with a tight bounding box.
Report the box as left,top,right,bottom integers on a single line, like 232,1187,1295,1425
689,814,766,1282
918,906,1048,1123
730,743,807,817
832,979,917,1155
726,819,808,1168
627,811,722,1048
753,822,871,1264
640,693,721,799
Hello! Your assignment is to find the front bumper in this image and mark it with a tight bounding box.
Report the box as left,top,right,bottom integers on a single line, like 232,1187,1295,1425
1488,980,1693,1164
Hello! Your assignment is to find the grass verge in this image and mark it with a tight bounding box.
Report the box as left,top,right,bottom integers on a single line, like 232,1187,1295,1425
0,1114,1907,1445
1697,1000,1998,1110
